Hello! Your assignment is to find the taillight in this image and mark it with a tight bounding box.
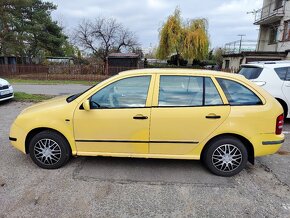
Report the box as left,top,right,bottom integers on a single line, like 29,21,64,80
276,114,284,135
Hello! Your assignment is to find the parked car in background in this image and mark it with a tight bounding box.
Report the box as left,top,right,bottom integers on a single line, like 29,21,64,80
0,78,14,102
10,69,284,177
239,61,290,118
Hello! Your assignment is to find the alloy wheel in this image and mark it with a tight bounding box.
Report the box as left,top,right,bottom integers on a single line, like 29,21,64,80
212,144,243,172
34,139,62,166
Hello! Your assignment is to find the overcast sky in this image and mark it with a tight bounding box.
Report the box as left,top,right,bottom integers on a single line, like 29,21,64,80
48,0,263,51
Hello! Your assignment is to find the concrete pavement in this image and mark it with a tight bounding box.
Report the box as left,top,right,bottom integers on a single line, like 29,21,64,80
0,101,290,217
12,84,91,96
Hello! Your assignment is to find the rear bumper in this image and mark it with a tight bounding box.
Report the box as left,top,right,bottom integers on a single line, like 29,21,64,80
262,139,285,145
254,134,285,157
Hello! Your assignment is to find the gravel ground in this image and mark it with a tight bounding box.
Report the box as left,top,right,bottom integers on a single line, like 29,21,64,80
0,100,290,217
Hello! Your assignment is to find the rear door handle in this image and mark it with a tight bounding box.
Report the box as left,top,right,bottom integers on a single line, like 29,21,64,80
206,114,221,119
133,114,148,120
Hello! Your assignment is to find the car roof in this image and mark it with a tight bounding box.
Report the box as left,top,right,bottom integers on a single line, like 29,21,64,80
118,68,244,79
242,61,290,69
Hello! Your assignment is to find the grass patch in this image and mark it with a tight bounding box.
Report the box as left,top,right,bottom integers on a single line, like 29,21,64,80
8,79,96,85
14,92,55,102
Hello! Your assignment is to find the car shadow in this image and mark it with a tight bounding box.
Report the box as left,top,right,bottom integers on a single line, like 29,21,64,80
0,99,13,106
72,156,235,187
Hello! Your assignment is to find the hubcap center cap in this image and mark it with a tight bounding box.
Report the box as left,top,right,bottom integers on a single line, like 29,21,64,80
43,148,52,157
222,154,232,163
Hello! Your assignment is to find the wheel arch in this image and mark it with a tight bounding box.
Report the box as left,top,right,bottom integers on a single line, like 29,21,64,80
25,127,72,154
201,133,255,164
275,98,288,117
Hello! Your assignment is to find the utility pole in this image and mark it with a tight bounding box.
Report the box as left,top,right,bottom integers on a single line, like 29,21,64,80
238,34,246,53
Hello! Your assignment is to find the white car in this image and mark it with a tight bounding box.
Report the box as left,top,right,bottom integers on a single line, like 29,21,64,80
239,61,290,118
0,78,14,102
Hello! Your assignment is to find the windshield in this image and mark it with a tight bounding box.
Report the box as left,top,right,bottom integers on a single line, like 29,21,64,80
66,85,96,103
66,74,119,103
238,66,263,80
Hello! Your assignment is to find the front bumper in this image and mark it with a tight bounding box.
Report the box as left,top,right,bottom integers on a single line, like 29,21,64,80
0,86,14,102
9,122,27,154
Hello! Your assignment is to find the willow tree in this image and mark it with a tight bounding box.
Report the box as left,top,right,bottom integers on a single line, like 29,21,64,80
157,8,209,65
156,8,183,65
183,19,209,61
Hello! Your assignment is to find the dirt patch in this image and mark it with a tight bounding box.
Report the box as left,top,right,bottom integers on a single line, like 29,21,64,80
277,150,290,156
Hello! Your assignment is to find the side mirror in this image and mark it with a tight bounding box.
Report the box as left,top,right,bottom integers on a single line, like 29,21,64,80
82,100,90,111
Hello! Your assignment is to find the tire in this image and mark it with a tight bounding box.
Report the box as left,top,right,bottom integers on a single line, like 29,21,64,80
203,137,248,177
282,105,288,120
277,99,288,120
29,130,71,169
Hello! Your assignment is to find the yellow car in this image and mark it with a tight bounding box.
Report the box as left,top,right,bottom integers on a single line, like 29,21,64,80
9,69,285,176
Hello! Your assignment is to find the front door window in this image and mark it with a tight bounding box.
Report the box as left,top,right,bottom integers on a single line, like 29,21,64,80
90,76,151,109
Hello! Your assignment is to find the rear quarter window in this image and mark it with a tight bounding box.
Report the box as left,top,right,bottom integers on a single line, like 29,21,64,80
217,78,262,106
274,67,288,81
238,67,263,79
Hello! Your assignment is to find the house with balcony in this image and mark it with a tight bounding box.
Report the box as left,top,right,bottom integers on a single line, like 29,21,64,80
222,0,290,72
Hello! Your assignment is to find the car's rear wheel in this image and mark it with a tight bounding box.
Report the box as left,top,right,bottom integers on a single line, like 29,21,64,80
29,130,71,169
204,137,248,177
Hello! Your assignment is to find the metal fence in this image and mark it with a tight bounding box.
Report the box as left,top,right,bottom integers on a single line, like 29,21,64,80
254,0,285,23
224,40,257,54
0,64,139,81
0,64,231,82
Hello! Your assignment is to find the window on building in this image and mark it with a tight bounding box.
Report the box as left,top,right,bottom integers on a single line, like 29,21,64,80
269,24,279,44
283,21,290,41
275,0,283,9
225,60,230,69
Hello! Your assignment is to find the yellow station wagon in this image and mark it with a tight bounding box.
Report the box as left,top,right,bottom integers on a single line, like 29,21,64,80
10,69,285,176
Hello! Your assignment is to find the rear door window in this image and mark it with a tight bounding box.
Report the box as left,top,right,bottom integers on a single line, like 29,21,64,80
238,67,263,79
217,78,262,106
158,76,203,106
158,76,223,107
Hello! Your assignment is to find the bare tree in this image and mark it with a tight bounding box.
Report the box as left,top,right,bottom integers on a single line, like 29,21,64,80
75,17,139,68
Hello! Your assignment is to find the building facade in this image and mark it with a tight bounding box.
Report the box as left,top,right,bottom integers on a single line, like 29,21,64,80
223,0,290,72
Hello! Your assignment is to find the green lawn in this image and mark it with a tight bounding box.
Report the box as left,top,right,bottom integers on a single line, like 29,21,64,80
8,78,97,85
14,92,55,102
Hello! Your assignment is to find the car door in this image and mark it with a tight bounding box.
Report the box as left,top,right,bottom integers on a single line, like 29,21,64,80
149,75,230,156
73,75,154,155
282,68,290,107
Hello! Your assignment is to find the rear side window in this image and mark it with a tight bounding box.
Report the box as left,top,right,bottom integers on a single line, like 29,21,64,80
204,78,223,105
217,78,262,106
159,76,203,106
238,67,263,79
274,67,288,80
158,76,223,107
286,70,290,81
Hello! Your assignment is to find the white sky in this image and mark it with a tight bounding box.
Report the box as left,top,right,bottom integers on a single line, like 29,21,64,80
47,0,263,51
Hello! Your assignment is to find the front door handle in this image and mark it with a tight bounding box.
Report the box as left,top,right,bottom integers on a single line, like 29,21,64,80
206,114,221,119
133,114,148,120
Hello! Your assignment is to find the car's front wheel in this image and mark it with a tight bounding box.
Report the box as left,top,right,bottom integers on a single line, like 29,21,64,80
204,137,248,177
29,130,71,169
